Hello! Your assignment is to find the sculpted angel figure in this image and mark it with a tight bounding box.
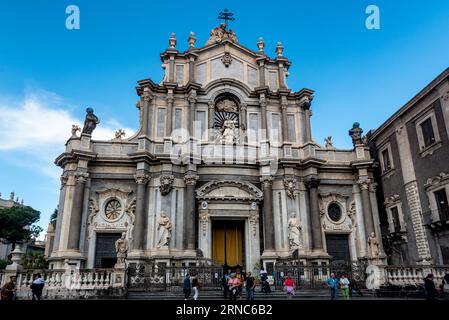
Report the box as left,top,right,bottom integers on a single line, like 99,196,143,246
288,213,302,249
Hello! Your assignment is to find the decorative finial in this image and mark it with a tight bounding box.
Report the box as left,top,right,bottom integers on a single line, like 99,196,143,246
71,124,81,138
115,129,126,140
257,37,265,53
169,32,177,49
218,9,235,27
275,41,284,57
324,136,334,149
188,32,197,48
15,197,19,202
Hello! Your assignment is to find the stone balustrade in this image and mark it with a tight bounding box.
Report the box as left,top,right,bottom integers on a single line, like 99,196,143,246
384,266,449,287
0,268,126,300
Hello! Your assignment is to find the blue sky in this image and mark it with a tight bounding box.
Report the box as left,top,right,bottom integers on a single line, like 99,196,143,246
1,0,448,237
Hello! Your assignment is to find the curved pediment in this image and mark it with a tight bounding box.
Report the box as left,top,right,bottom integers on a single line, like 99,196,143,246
196,180,262,201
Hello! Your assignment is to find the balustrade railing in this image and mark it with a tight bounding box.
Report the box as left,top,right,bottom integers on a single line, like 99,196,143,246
384,265,449,287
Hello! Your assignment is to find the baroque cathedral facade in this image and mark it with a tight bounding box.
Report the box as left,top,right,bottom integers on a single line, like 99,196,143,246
48,24,384,273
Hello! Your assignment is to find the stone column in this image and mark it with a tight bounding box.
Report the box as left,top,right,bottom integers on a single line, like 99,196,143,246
188,90,197,137
208,100,215,131
258,60,266,86
358,179,375,237
166,91,174,138
259,94,268,139
278,63,286,89
261,176,275,251
169,56,175,82
132,173,150,251
188,56,195,83
184,174,199,251
305,177,323,251
302,100,312,143
141,89,153,134
67,172,88,250
280,98,289,142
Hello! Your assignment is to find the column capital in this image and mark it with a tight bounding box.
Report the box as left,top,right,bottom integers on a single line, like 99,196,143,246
60,174,69,189
188,90,197,104
304,177,320,189
134,173,151,185
260,176,273,188
142,89,154,102
208,100,215,109
184,174,199,186
356,178,371,190
74,171,89,184
259,95,267,107
240,102,247,111
166,92,174,105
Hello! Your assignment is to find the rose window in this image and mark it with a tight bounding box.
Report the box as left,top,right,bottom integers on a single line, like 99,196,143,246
105,199,122,220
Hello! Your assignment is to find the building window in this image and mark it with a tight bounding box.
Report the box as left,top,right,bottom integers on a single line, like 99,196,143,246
270,113,281,145
420,118,436,147
434,189,449,221
156,108,166,138
381,149,391,171
248,113,260,144
379,143,394,173
104,199,122,220
287,114,297,143
175,64,184,84
195,110,206,140
327,203,342,222
390,206,401,233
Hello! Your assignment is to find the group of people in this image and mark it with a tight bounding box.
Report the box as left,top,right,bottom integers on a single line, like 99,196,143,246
1,274,45,301
423,273,449,300
326,273,363,300
222,268,257,300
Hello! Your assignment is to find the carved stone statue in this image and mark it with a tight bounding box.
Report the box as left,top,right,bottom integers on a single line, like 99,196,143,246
82,108,100,135
206,23,238,45
115,232,128,266
115,129,125,140
288,213,302,249
157,211,172,248
368,232,380,259
221,118,237,144
324,136,334,149
216,99,238,113
159,175,174,196
348,122,363,146
71,124,81,138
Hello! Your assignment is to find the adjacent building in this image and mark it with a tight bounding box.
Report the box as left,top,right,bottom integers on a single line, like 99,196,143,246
369,68,449,265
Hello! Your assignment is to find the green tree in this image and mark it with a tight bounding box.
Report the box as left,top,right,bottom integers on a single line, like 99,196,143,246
0,205,43,244
21,251,48,269
49,207,58,227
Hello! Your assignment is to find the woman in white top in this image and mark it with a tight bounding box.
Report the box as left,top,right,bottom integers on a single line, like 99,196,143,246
339,274,350,300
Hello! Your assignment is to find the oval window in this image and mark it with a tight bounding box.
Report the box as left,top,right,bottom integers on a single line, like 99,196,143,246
328,203,342,222
105,199,122,220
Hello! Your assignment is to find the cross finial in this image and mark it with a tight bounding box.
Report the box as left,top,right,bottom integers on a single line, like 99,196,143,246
218,9,235,27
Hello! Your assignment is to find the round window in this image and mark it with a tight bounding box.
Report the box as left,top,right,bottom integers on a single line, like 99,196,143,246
328,203,342,222
105,199,122,220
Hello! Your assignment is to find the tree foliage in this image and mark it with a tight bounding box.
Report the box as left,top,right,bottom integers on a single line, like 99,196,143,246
0,205,43,244
50,207,58,227
21,251,48,270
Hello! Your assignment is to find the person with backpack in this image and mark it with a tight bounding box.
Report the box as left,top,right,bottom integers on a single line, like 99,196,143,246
183,273,191,300
30,273,45,300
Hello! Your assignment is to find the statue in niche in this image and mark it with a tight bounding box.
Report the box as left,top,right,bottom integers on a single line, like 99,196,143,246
287,213,302,250
115,232,128,266
157,211,172,248
220,118,238,144
368,232,380,259
82,107,100,134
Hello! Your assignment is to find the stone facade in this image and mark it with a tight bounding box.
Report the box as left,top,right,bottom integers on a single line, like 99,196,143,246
48,25,382,273
369,68,449,265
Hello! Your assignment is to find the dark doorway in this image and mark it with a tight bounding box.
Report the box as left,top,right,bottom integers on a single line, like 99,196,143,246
212,220,245,270
95,233,121,268
325,234,351,263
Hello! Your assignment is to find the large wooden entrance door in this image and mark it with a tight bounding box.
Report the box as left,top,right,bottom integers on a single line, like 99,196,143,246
325,234,351,263
212,220,245,269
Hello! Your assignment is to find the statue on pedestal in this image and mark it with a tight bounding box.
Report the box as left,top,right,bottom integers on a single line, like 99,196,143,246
348,122,363,146
115,232,128,266
157,211,172,248
368,232,380,259
220,118,237,144
82,108,100,134
288,213,302,250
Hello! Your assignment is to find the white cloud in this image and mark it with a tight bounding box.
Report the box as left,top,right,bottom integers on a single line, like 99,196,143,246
0,88,135,181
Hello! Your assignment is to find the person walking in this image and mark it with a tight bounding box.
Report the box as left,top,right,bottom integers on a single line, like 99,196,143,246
349,277,363,297
183,273,191,300
228,273,241,300
192,273,201,300
326,273,339,300
222,269,231,300
30,273,45,301
235,269,244,300
245,272,256,300
424,273,439,300
1,275,17,300
339,274,350,300
283,274,296,300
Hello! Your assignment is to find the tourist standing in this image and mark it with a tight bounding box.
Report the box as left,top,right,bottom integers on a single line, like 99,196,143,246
235,268,244,300
245,272,256,300
192,273,201,300
283,274,295,300
1,275,17,300
339,274,350,300
424,273,439,300
326,273,339,300
440,273,449,300
183,273,191,300
30,273,45,301
228,273,241,300
222,269,231,299
260,267,270,294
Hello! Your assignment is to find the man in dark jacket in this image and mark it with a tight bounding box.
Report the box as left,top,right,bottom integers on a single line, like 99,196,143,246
183,273,191,300
424,274,439,300
1,275,17,300
30,273,45,300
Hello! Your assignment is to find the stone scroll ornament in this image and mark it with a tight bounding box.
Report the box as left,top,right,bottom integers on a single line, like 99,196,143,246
82,107,100,134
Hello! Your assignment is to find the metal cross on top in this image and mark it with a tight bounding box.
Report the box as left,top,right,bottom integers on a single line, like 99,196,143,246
218,9,235,26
